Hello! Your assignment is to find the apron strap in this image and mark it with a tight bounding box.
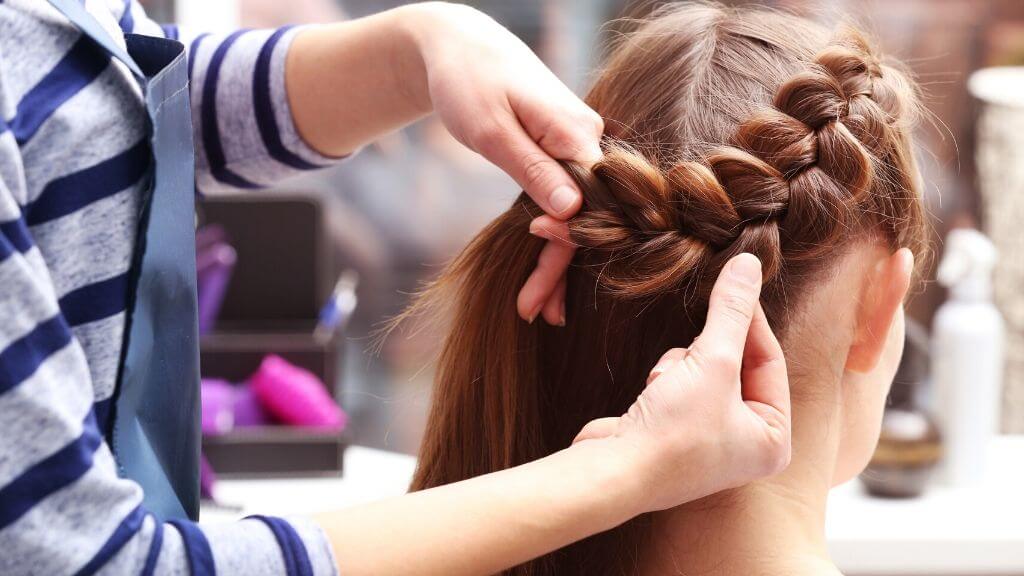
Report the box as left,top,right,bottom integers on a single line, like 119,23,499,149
45,0,200,521
46,0,146,80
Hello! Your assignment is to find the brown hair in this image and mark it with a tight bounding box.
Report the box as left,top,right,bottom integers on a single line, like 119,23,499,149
406,3,926,575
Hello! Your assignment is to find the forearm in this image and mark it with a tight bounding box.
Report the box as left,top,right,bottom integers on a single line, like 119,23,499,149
286,5,432,157
315,439,642,576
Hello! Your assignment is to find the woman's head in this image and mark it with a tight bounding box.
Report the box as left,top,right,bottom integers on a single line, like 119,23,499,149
408,3,926,574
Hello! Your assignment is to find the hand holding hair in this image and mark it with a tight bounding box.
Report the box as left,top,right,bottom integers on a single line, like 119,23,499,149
399,3,602,326
318,253,791,576
289,2,599,327
373,3,921,572
573,252,792,510
288,4,803,574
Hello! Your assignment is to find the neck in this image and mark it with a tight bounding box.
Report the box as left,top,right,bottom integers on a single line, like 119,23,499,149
643,378,845,575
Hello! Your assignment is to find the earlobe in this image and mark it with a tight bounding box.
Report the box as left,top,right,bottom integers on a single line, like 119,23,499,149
845,248,914,373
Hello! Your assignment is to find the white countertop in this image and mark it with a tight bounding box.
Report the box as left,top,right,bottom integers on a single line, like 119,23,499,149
202,436,1024,575
826,435,1024,575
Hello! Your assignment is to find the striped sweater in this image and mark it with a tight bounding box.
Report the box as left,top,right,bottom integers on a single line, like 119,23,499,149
0,0,340,574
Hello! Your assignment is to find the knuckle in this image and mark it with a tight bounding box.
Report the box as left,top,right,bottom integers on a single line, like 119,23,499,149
686,347,736,385
521,151,555,190
583,109,605,134
694,345,736,373
541,124,584,158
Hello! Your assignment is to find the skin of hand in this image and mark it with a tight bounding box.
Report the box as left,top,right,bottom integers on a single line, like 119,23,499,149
573,252,793,510
286,2,599,326
314,253,792,575
399,3,600,326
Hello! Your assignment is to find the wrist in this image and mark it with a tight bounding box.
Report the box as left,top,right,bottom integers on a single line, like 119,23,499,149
561,437,649,527
387,3,461,116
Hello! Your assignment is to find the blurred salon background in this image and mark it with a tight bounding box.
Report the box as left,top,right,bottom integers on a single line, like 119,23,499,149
172,1,1024,574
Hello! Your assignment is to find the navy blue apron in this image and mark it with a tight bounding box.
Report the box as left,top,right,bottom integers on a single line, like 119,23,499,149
46,0,202,522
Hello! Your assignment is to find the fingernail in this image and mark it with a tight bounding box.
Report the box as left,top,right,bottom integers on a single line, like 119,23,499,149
527,303,542,325
729,253,762,286
529,220,552,241
549,186,578,216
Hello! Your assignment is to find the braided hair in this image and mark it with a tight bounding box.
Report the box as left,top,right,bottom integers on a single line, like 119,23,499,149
408,5,927,576
569,28,923,308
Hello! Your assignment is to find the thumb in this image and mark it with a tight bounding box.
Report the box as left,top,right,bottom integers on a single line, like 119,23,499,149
690,253,763,368
572,417,620,445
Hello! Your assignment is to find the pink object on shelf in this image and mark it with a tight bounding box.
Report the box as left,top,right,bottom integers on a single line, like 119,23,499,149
201,379,235,435
232,382,273,427
250,355,346,430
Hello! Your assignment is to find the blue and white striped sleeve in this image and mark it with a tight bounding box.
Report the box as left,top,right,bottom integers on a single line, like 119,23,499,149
184,26,343,193
119,0,342,193
0,234,339,575
0,3,339,575
0,104,337,576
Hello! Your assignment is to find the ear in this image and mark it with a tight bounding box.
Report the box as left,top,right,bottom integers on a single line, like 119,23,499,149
845,248,915,373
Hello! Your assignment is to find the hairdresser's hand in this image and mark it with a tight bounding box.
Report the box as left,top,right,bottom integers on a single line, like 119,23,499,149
399,2,601,324
573,253,792,512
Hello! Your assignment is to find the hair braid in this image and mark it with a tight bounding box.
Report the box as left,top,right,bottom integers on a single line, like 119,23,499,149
568,29,916,299
408,7,928,576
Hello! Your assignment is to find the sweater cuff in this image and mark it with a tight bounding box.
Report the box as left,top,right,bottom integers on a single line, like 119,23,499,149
284,515,340,576
268,26,352,167
189,25,349,193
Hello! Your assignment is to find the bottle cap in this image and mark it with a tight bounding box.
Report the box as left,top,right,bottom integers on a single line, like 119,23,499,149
936,228,997,301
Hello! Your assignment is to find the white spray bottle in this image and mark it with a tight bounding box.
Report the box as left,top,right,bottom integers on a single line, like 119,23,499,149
932,228,1005,487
